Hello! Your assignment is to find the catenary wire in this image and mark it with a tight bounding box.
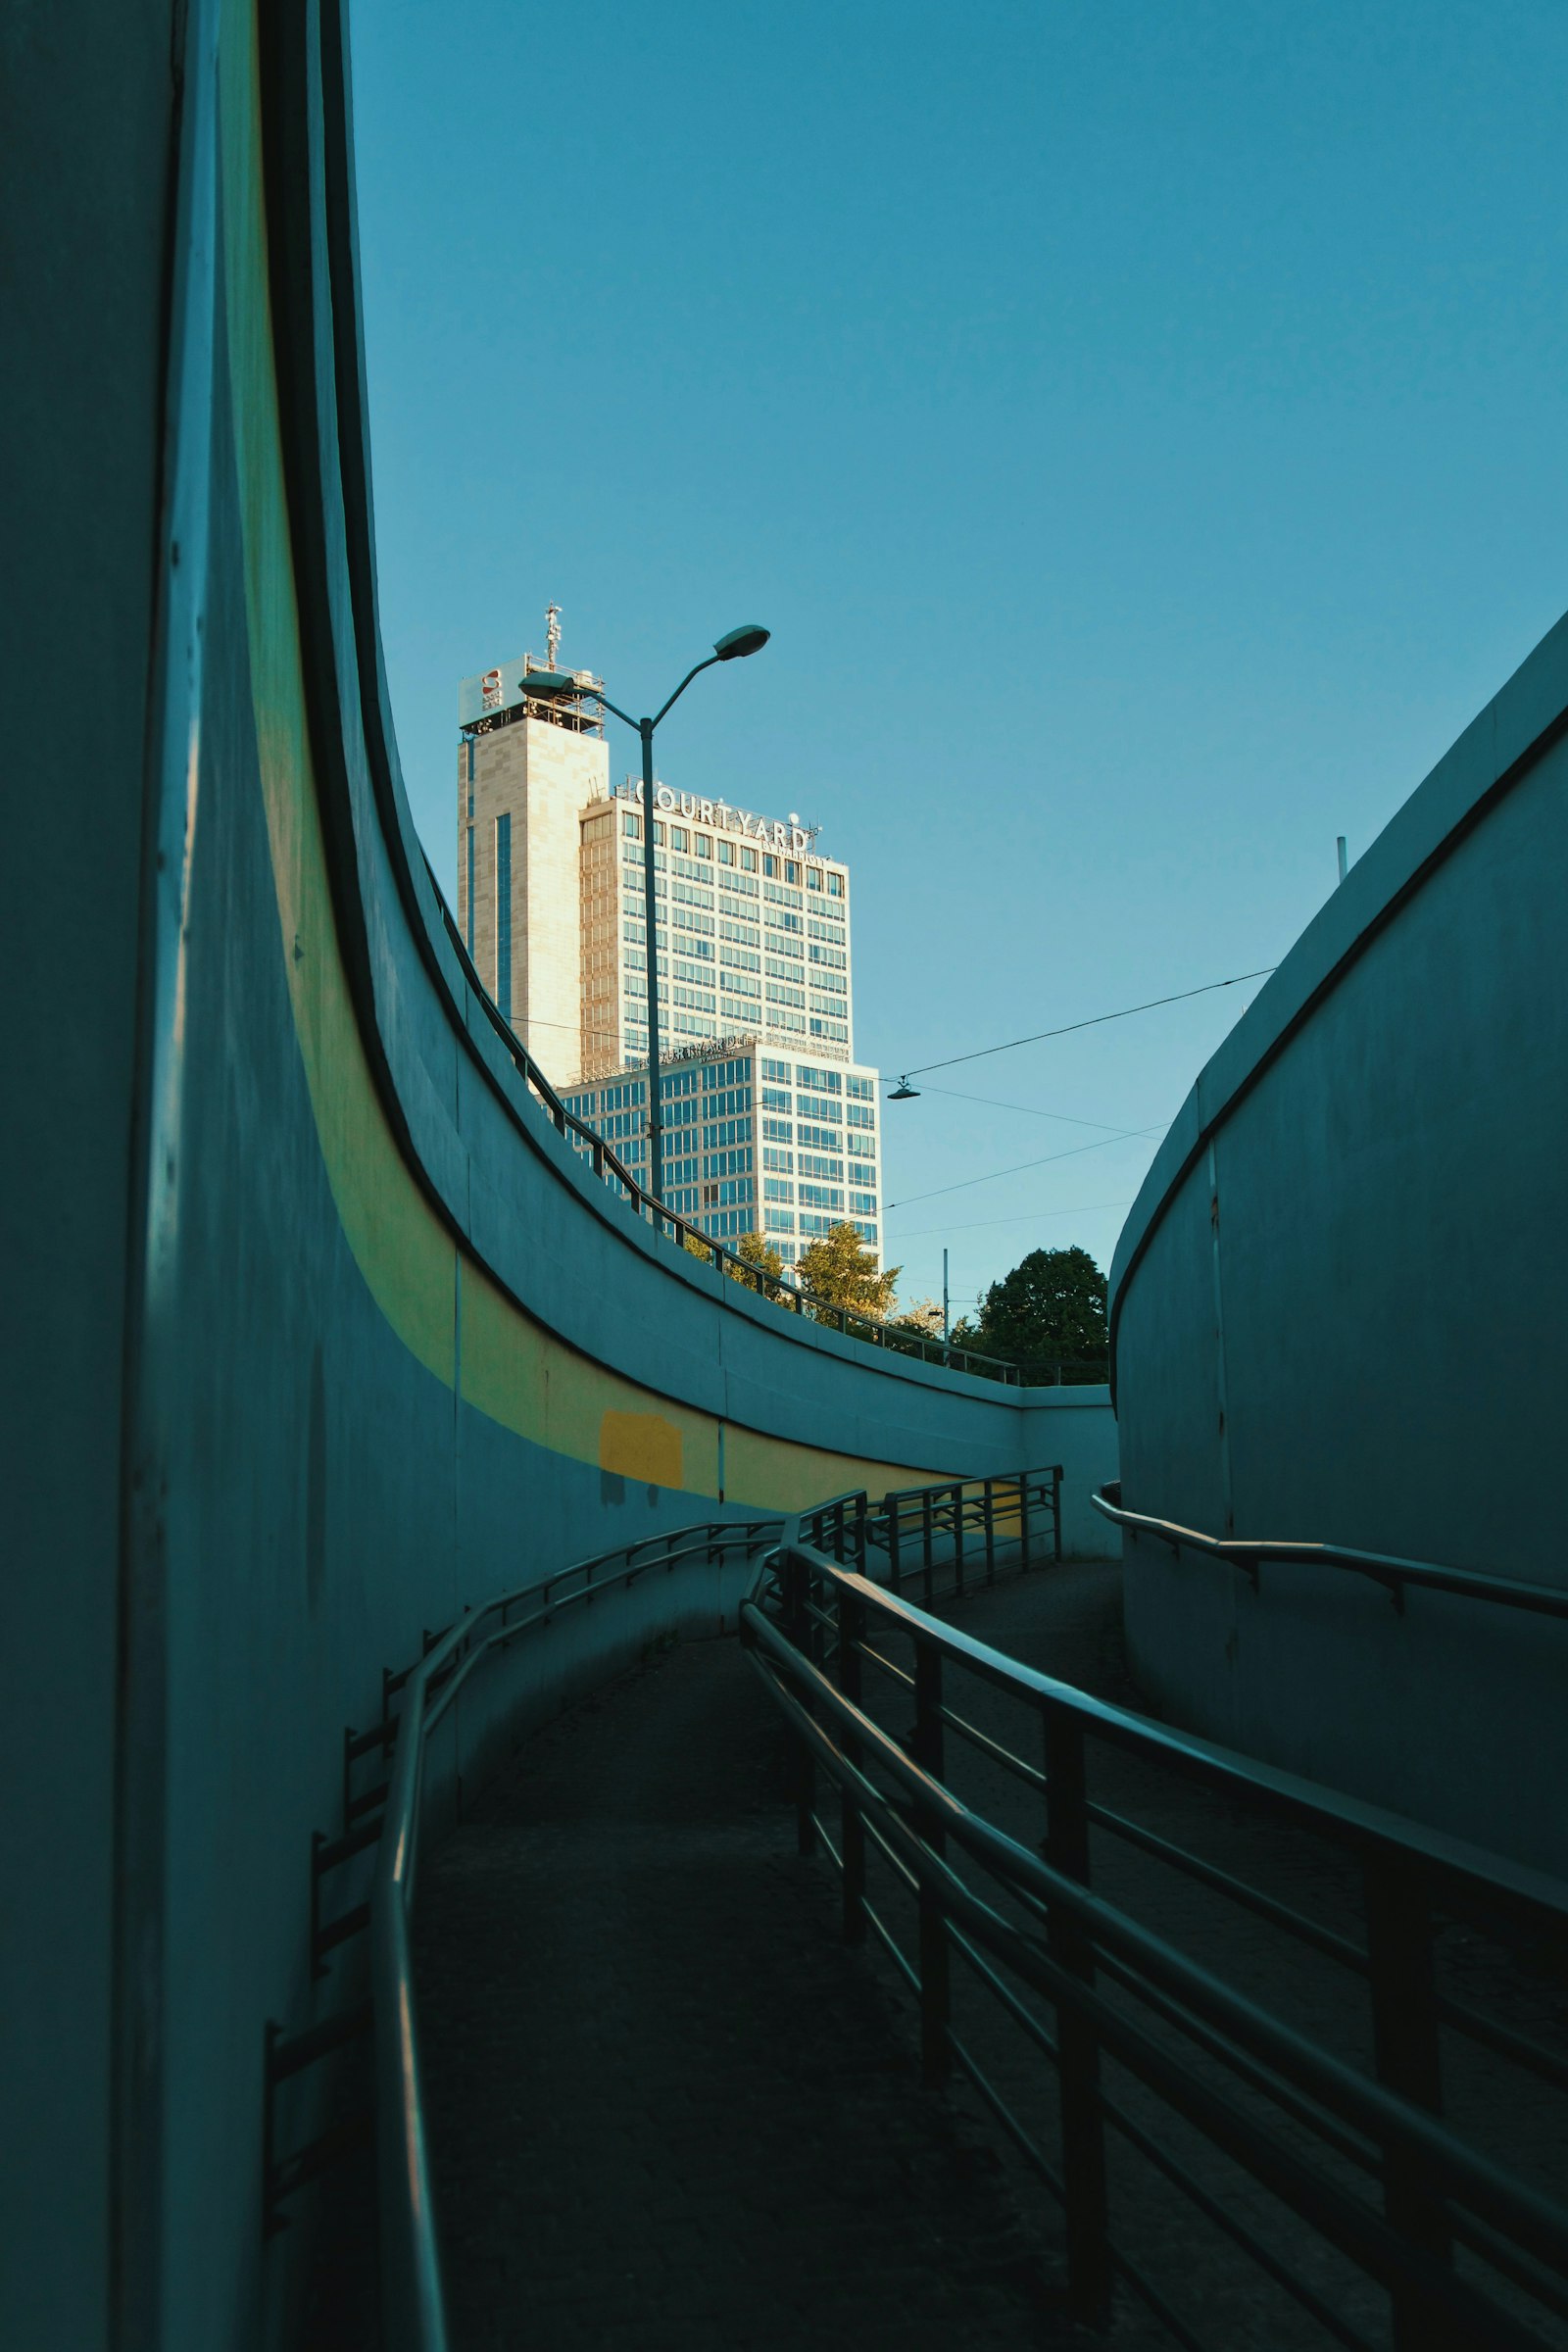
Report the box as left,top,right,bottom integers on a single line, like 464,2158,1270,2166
896,967,1276,1079
897,1081,1150,1136
885,1125,1168,1212
887,1199,1136,1241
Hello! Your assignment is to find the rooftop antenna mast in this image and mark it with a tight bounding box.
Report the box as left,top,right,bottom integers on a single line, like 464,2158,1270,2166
546,602,563,671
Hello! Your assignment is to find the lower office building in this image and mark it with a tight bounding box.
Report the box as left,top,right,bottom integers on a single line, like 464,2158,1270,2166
561,1038,884,1266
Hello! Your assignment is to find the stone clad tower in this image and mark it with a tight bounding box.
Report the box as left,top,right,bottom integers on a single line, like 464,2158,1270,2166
456,621,609,1089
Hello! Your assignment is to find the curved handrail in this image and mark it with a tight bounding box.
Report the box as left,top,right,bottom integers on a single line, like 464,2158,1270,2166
1092,1485,1568,1620
370,1516,781,2352
419,865,1034,1384
743,1536,1568,2343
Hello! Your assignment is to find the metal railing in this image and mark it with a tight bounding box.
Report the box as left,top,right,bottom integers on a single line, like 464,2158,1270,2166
1093,1484,1568,1620
800,1467,1064,1602
422,858,1054,1388
370,1516,781,2351
742,1517,1568,2349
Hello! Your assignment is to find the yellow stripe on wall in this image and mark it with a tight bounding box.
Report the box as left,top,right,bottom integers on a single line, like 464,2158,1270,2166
216,0,953,1508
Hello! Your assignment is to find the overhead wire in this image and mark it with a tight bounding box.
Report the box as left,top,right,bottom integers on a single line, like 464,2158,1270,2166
887,1198,1137,1241
901,1081,1149,1137
895,966,1276,1080
885,1123,1168,1212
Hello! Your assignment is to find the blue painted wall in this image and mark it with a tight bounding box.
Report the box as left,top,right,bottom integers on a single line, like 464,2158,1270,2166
2,6,1115,2348
1109,608,1568,1876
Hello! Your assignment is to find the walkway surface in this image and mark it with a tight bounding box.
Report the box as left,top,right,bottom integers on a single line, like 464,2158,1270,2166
390,1555,1568,2352
410,1624,1079,2350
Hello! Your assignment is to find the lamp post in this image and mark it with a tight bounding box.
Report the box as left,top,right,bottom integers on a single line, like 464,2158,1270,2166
591,625,770,1206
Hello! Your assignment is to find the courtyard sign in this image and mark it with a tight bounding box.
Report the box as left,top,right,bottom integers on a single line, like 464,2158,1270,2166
615,779,824,862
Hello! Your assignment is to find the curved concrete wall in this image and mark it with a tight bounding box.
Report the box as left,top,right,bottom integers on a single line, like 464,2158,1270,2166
1108,600,1568,1877
5,7,1113,2349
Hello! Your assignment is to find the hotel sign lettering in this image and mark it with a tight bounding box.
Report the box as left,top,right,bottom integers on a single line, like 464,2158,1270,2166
620,780,820,861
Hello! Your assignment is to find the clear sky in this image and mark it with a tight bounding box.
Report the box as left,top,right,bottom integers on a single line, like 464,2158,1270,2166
349,0,1567,1318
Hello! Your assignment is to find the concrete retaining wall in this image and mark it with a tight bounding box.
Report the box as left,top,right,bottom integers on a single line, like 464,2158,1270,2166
3,7,1114,2349
1109,606,1568,1877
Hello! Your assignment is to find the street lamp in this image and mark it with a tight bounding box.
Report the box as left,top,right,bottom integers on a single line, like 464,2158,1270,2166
597,626,770,1205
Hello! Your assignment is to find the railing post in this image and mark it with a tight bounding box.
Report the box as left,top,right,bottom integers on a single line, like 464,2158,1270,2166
912,1642,950,2086
838,1585,866,1946
1364,1854,1457,2352
1053,1466,1063,1565
1018,1471,1031,1571
1044,1702,1110,2328
921,1488,934,1603
952,1482,965,1597
887,1495,903,1594
983,1479,996,1584
782,1548,816,1856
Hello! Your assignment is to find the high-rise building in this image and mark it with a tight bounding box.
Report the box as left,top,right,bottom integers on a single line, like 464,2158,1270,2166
560,1042,884,1267
458,620,881,1256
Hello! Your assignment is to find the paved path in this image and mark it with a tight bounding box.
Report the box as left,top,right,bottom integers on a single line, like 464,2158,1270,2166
298,1559,1161,2348
384,1556,1568,2352
411,1631,1083,2351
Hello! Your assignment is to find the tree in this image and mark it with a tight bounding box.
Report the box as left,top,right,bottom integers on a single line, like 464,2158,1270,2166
795,1222,901,1327
959,1245,1107,1373
891,1296,944,1340
726,1229,787,1300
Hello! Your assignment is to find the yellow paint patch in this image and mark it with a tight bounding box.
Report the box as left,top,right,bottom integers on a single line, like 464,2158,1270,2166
600,1411,684,1489
723,1425,952,1516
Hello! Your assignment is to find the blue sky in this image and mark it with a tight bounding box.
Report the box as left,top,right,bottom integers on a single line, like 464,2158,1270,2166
349,0,1568,1316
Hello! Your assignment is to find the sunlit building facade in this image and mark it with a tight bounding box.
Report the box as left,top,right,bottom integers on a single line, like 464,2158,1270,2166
459,625,880,1254
561,1041,883,1264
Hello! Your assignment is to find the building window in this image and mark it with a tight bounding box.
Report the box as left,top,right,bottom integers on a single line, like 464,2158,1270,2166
671,825,689,852
495,812,512,1016
827,871,844,896
807,866,823,891
741,846,758,871
695,833,712,858
718,837,735,865
762,854,780,878
623,811,642,840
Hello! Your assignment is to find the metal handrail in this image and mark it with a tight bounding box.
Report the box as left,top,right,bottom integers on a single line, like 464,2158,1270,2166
803,1468,1066,1606
1092,1485,1568,1619
743,1536,1568,2347
370,1516,781,2351
422,858,1041,1387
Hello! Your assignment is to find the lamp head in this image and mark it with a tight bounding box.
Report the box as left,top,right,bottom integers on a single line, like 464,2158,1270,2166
713,624,770,662
889,1078,920,1102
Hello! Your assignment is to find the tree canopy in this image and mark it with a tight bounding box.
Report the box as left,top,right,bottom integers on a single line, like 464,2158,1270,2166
951,1245,1107,1371
727,1228,787,1298
795,1222,900,1325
